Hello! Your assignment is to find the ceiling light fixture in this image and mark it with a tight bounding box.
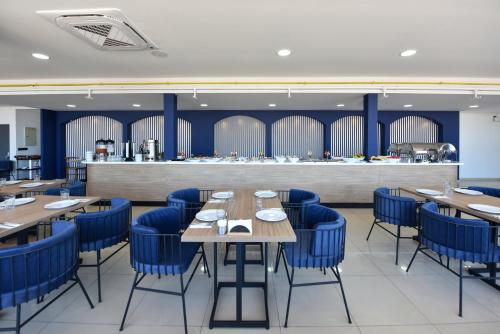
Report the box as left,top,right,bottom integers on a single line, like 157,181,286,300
400,49,417,57
268,103,277,107
66,104,76,108
403,104,413,108
85,89,93,100
336,104,345,107
32,52,50,60
132,104,141,107
277,49,291,57
469,105,479,108
200,103,208,107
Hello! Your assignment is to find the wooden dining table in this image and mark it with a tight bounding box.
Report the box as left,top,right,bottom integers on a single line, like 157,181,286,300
0,179,67,197
0,194,100,240
400,187,500,289
182,189,296,329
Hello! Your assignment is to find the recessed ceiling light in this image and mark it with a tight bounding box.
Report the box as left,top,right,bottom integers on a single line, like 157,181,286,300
403,104,413,108
277,49,291,57
469,105,479,108
200,103,208,107
268,103,277,107
32,52,50,60
132,104,141,107
336,104,345,107
66,104,76,108
400,49,417,57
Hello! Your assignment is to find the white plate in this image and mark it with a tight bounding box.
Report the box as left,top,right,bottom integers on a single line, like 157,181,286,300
5,180,22,185
19,182,43,188
467,204,500,214
212,191,233,200
453,188,483,196
10,198,36,206
195,209,225,222
256,209,287,222
44,199,79,210
254,190,278,198
416,189,443,196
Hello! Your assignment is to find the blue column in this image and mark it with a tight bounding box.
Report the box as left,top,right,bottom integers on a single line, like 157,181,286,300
40,109,57,179
163,94,178,160
363,94,378,158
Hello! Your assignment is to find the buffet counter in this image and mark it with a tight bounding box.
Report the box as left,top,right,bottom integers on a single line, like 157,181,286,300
84,160,461,203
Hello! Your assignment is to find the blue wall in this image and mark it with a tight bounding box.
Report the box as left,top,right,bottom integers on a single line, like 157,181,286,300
41,104,460,179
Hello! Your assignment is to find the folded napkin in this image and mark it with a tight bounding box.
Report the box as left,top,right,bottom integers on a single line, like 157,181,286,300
208,199,225,204
433,196,449,199
0,222,21,229
189,222,213,229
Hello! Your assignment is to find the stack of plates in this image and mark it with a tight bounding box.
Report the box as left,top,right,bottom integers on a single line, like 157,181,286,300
254,190,278,198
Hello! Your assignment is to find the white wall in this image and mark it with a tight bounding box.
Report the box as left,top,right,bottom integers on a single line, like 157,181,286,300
460,109,500,179
15,108,41,155
0,106,17,160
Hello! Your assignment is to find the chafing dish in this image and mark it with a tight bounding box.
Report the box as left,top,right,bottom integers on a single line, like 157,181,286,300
388,142,457,163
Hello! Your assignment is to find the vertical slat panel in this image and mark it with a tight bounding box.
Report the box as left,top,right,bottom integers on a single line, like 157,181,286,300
271,116,323,158
131,116,164,154
389,116,439,144
330,116,364,157
65,116,122,159
214,116,265,157
177,118,192,157
377,122,382,155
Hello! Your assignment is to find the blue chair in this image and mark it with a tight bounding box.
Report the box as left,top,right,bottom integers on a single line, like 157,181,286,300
276,204,351,327
75,198,131,302
274,189,320,272
45,180,86,196
120,207,208,334
406,202,500,316
467,186,500,198
366,187,418,265
0,221,94,334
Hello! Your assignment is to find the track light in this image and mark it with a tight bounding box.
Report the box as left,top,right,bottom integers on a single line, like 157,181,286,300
85,89,93,100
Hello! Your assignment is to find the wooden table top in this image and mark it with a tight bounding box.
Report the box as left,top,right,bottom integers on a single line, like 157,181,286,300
400,187,500,224
0,195,100,239
181,189,296,243
0,179,66,196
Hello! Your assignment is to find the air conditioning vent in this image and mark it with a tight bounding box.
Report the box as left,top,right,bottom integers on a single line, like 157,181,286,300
37,8,157,51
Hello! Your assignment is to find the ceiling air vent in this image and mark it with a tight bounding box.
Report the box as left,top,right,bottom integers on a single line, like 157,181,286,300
37,8,157,51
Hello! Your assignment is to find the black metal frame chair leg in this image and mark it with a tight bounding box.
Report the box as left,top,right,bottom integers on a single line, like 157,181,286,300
396,225,401,265
366,218,377,241
180,273,188,334
284,268,295,328
96,250,102,302
274,243,282,273
120,272,140,331
200,244,211,277
331,266,352,323
406,243,421,272
459,260,463,317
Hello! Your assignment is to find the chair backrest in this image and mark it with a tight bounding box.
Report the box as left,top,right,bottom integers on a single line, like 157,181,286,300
75,197,131,252
373,187,417,227
467,186,500,198
167,188,201,226
420,202,491,262
130,207,183,274
286,189,320,228
45,181,86,196
0,221,78,309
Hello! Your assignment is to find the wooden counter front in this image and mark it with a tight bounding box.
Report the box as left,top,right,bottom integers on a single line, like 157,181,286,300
85,162,459,203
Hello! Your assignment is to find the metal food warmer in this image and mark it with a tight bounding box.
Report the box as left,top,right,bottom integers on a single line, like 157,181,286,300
387,142,457,163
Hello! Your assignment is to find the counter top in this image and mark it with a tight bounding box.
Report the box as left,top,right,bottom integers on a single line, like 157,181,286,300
83,160,463,166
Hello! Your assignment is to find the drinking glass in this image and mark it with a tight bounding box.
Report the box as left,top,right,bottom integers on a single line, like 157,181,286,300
60,189,70,200
34,174,41,182
217,208,226,220
0,178,6,187
443,181,452,197
5,195,15,210
256,198,263,212
217,219,227,235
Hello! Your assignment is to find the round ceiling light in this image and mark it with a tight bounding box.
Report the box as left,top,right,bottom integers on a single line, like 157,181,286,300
403,104,413,108
132,104,141,107
277,49,291,57
469,105,479,108
66,104,76,108
400,49,417,57
200,103,208,107
268,103,277,107
336,104,345,107
32,52,50,60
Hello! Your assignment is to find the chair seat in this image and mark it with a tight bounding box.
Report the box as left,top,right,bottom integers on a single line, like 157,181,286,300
284,238,341,269
133,242,200,275
80,233,128,252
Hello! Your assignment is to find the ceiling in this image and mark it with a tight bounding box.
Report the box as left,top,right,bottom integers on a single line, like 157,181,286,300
2,93,500,112
1,0,500,80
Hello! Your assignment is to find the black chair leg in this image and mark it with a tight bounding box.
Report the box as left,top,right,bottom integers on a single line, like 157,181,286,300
333,266,352,324
284,268,295,328
15,304,21,334
459,260,463,317
366,219,377,241
395,225,401,265
75,273,94,309
120,272,139,331
223,243,230,266
97,250,102,302
180,274,188,334
274,243,282,273
200,244,211,277
406,244,421,272
259,243,264,265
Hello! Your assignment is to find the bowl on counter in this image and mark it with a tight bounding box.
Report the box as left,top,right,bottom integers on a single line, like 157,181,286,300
275,156,287,163
342,157,365,163
288,156,300,163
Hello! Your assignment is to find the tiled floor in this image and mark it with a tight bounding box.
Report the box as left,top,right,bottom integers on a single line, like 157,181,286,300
1,206,499,334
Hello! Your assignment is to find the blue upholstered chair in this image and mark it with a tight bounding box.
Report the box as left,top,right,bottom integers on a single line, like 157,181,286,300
366,187,418,265
467,186,500,198
274,189,320,272
120,207,208,334
76,198,131,302
276,204,351,327
0,221,94,333
406,202,500,316
45,180,86,196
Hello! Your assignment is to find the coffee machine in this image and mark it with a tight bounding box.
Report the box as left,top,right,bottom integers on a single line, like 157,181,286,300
143,139,159,161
